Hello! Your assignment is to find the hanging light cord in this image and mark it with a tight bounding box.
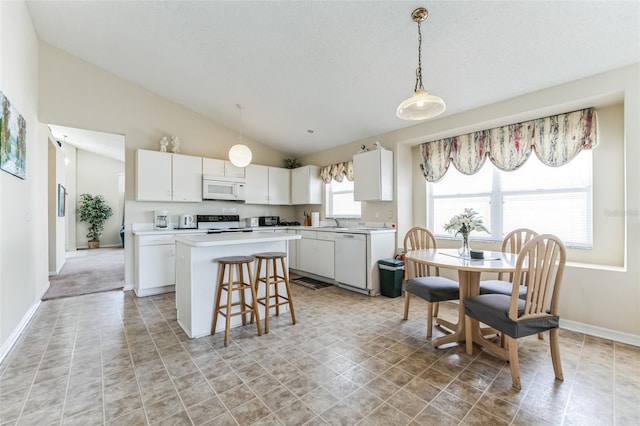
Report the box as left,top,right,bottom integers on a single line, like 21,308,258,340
236,103,243,143
414,19,424,93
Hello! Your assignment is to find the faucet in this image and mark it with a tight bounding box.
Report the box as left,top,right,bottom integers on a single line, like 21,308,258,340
333,218,340,227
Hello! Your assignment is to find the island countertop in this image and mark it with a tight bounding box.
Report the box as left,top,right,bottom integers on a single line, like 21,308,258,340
174,231,300,247
174,231,300,338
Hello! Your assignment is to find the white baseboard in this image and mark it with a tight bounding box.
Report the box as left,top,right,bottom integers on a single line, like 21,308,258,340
0,282,50,364
560,319,640,347
123,282,135,291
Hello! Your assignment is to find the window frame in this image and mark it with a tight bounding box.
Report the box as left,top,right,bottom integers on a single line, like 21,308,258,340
325,179,361,219
428,152,593,248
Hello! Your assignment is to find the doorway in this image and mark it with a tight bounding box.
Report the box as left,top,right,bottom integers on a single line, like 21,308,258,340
46,125,125,299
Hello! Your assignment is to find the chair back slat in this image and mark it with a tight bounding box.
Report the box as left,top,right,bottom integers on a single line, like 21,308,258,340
499,228,538,281
509,234,566,321
404,227,438,278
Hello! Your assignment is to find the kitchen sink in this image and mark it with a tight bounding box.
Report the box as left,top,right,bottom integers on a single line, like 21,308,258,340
319,226,349,230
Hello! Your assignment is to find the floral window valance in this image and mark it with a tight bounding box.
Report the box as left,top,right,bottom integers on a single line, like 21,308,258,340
419,108,598,182
320,160,354,183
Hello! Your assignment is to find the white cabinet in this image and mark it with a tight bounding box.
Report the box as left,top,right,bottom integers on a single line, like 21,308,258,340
245,164,291,205
298,231,334,279
353,149,393,201
136,150,202,202
268,167,291,205
136,150,172,201
291,165,322,205
134,234,176,297
292,228,396,296
202,158,245,178
245,164,269,204
287,230,299,269
365,231,397,295
173,154,203,201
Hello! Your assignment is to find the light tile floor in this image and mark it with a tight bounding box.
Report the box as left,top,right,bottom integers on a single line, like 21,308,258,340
0,284,638,425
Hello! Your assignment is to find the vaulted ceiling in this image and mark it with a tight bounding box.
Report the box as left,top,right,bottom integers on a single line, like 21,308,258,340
27,1,640,157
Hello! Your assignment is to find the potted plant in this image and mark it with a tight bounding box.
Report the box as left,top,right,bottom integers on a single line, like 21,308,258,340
283,158,301,169
78,193,113,249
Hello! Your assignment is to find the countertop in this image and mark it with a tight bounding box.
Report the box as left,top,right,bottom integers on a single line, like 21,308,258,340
174,232,301,247
132,225,396,236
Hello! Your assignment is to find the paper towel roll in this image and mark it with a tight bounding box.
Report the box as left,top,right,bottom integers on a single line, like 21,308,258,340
311,212,320,227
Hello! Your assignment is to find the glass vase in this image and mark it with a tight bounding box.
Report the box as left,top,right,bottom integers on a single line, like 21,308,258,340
458,232,470,258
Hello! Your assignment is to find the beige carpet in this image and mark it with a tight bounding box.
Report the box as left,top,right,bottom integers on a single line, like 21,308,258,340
42,248,125,300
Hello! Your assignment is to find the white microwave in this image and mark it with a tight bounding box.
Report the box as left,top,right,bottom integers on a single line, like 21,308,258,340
202,175,246,202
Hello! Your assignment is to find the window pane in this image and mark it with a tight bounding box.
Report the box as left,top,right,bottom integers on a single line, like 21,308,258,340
432,197,491,237
504,192,591,245
326,180,361,218
502,150,592,191
431,163,492,195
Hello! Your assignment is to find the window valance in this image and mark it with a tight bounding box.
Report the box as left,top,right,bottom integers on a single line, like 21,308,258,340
419,108,597,182
320,160,354,183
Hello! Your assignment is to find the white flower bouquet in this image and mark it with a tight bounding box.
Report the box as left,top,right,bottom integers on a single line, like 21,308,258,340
443,208,489,236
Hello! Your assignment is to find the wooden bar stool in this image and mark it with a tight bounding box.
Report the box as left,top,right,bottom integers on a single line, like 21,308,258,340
211,256,262,346
253,252,296,333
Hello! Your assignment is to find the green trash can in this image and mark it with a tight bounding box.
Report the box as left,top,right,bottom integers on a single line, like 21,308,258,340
378,258,404,298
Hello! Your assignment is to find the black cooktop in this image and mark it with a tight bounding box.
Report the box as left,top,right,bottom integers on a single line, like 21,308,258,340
207,228,253,234
279,221,301,226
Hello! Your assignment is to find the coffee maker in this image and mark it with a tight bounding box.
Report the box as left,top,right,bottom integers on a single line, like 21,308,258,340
154,210,169,229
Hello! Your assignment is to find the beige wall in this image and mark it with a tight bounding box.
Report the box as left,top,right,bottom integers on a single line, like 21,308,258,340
0,1,50,357
75,150,124,248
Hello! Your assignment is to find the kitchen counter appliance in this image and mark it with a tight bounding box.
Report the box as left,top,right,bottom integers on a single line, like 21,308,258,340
154,210,169,229
202,175,246,202
197,215,253,234
279,220,301,226
258,216,280,226
179,213,196,229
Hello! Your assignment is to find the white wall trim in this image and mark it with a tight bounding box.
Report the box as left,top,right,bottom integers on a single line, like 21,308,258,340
560,318,640,347
0,283,50,364
123,283,135,291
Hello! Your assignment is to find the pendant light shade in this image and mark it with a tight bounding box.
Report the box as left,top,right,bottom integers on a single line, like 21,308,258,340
396,90,446,120
228,104,252,167
397,8,446,121
228,144,252,168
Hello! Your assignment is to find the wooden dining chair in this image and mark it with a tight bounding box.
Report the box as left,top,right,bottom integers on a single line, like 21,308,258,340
463,234,566,389
402,227,459,338
479,228,538,297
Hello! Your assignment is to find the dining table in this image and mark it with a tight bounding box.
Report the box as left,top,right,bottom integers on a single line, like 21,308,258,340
404,248,520,348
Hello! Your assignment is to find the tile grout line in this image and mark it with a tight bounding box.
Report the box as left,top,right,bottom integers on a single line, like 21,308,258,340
13,299,66,425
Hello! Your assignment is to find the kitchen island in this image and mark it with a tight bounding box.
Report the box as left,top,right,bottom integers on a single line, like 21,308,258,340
174,231,301,338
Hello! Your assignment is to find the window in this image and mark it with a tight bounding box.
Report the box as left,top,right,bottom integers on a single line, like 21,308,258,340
428,151,593,248
325,179,361,218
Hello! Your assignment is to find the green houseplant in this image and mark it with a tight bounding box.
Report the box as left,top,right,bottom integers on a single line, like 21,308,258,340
78,193,113,249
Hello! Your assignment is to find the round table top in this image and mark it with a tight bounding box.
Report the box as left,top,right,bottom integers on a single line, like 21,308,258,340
405,248,520,273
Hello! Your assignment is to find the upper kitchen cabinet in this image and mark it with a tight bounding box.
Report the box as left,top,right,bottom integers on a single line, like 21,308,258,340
202,158,246,178
136,149,203,202
245,164,291,205
353,149,393,201
291,165,322,205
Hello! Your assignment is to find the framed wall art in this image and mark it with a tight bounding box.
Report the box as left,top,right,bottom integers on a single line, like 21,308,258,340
0,91,27,179
57,184,66,217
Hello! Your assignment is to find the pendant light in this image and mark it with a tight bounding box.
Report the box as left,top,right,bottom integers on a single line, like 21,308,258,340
228,104,252,167
396,7,446,121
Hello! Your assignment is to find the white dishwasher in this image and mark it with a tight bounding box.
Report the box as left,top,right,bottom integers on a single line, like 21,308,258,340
334,233,367,289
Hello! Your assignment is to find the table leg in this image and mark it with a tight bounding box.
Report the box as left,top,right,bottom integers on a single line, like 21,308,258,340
433,270,480,347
